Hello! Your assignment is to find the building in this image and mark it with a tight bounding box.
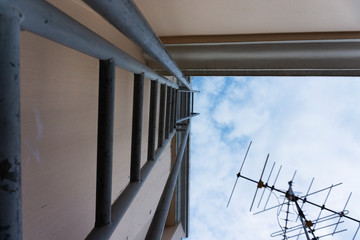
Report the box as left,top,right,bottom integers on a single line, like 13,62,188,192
1,0,360,239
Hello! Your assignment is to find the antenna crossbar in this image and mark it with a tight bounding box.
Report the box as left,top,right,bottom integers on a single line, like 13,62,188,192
227,141,252,207
227,143,360,240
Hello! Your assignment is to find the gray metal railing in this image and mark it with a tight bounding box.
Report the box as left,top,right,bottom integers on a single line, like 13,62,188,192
0,0,195,239
83,0,192,90
13,0,177,89
145,123,191,240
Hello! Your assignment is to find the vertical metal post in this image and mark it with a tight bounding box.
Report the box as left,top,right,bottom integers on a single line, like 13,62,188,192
191,92,194,114
186,92,190,117
165,86,172,138
147,80,158,161
170,88,175,131
157,84,166,148
130,73,144,182
181,92,186,119
0,4,22,240
172,89,177,129
169,88,173,132
95,59,115,227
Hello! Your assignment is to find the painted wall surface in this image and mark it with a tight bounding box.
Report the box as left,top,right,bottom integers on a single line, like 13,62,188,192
19,1,173,238
21,31,99,240
135,0,360,36
110,146,172,240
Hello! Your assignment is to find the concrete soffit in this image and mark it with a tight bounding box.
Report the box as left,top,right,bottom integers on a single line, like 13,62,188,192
144,32,360,76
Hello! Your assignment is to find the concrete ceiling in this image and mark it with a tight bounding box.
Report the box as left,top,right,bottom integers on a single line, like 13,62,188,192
133,0,360,77
134,0,360,36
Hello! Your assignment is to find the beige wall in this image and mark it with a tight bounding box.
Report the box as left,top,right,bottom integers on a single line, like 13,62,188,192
19,1,173,239
110,147,172,240
49,0,144,61
21,31,99,240
135,0,360,36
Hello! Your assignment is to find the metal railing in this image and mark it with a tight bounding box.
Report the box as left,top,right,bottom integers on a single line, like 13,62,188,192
12,0,177,88
83,0,192,90
0,0,196,239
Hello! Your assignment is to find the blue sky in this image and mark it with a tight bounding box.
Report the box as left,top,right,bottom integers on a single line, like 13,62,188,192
189,77,360,240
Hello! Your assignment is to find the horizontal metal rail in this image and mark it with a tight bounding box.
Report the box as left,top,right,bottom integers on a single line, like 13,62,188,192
86,130,176,240
145,40,360,77
12,0,177,89
145,124,191,240
178,89,200,93
83,0,191,90
176,113,200,124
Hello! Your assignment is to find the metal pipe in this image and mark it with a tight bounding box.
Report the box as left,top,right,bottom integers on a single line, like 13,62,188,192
157,84,166,148
82,0,191,90
95,59,115,227
145,40,360,77
184,138,190,237
176,113,200,124
86,130,176,240
168,87,173,136
181,92,186,119
145,124,191,240
147,80,158,161
178,89,200,93
191,92,194,114
170,89,176,129
171,89,177,129
0,3,22,239
130,73,144,182
176,91,180,123
165,87,172,138
186,92,190,116
169,89,173,131
13,0,177,89
179,136,189,237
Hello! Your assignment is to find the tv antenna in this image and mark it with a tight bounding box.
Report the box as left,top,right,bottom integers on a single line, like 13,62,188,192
227,141,360,240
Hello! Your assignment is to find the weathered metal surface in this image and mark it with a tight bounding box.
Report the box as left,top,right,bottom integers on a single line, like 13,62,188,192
145,41,360,76
13,0,177,88
147,80,158,161
95,59,115,227
176,113,200,124
157,84,166,148
145,124,190,240
165,86,172,138
130,73,144,182
0,2,22,239
83,0,191,90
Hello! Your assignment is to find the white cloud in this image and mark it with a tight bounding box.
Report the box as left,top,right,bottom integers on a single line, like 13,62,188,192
189,77,360,240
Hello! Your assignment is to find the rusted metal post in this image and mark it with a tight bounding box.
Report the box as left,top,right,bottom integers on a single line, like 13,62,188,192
0,3,22,239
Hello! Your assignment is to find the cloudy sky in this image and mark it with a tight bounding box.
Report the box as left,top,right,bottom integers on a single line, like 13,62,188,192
189,77,360,240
